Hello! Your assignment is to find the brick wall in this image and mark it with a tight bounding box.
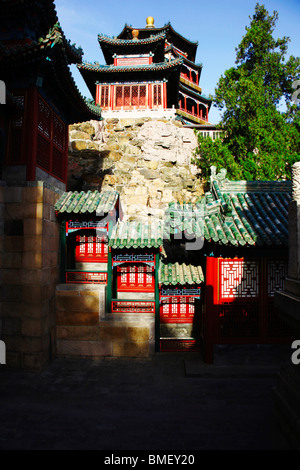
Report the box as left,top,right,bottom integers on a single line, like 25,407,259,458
56,284,155,358
0,182,62,370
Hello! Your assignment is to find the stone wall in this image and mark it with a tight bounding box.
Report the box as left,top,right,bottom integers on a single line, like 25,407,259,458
68,118,204,221
274,161,300,449
56,284,155,358
0,182,62,370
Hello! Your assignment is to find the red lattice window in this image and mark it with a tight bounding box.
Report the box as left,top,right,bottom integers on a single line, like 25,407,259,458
153,84,162,107
138,85,147,107
117,265,154,292
219,259,259,300
36,96,66,181
53,115,65,151
114,84,147,109
115,86,123,108
37,98,51,139
99,85,109,108
75,235,108,262
160,297,195,323
36,134,50,171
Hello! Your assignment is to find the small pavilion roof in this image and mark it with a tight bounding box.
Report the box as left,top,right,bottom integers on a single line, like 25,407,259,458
55,190,119,217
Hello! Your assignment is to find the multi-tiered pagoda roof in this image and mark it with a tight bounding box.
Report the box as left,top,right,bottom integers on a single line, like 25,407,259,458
78,17,212,125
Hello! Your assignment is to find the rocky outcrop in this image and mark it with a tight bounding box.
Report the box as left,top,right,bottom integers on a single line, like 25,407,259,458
68,117,203,221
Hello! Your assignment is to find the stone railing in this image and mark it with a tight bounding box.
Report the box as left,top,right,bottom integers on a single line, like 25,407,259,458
101,107,176,120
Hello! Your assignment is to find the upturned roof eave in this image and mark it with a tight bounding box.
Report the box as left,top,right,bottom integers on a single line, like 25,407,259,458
78,57,183,73
97,33,166,65
117,22,198,61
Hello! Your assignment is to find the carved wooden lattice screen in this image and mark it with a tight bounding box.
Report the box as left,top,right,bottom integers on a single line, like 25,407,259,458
160,296,196,323
153,84,162,107
218,259,260,339
115,84,147,109
215,257,292,342
117,265,154,292
36,96,66,181
99,85,109,108
75,235,108,262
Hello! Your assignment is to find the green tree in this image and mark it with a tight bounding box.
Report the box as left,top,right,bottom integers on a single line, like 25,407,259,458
193,3,300,181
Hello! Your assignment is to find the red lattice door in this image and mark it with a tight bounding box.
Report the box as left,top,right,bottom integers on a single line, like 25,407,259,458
218,258,260,339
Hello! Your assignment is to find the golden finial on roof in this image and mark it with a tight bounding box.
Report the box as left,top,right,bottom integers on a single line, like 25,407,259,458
146,16,155,28
132,29,139,40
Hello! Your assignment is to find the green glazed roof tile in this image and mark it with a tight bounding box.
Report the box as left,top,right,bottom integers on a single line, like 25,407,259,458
159,261,204,285
166,172,291,248
55,190,119,216
109,220,164,249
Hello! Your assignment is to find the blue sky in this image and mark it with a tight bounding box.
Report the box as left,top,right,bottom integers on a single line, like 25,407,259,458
54,0,300,124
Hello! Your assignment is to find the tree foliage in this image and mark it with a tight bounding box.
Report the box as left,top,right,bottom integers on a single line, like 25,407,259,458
193,3,300,181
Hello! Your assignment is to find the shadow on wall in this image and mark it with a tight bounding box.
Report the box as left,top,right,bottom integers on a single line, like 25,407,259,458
67,148,114,192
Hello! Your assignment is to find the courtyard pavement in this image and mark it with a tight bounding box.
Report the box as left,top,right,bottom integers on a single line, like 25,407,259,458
0,345,294,451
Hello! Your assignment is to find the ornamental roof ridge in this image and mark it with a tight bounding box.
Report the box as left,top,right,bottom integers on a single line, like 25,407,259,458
98,31,166,45
1,21,83,66
119,22,198,46
78,56,183,73
39,22,83,63
171,47,203,69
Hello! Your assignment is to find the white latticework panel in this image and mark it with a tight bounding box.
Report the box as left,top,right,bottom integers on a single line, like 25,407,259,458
220,260,259,299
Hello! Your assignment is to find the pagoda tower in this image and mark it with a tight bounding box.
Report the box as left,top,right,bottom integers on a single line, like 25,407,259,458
78,17,212,125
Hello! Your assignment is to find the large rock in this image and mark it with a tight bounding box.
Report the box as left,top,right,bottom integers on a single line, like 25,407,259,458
137,120,197,166
67,118,203,221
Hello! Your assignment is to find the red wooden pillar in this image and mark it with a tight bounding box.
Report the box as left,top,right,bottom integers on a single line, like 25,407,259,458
95,84,100,106
163,82,167,109
148,84,152,109
204,256,219,363
110,84,114,110
63,124,68,184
